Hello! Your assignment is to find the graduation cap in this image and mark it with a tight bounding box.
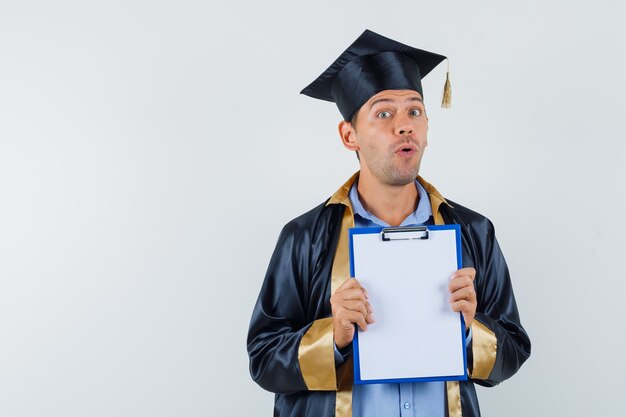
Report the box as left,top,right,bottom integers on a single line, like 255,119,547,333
301,29,451,121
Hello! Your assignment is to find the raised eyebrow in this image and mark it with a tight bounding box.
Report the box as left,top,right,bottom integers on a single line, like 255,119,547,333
369,98,393,109
369,96,424,109
406,97,424,105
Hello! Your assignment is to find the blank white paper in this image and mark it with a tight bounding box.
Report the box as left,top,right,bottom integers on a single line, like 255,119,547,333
351,227,466,382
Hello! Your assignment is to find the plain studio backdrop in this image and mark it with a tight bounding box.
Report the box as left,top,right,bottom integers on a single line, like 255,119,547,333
1,1,625,416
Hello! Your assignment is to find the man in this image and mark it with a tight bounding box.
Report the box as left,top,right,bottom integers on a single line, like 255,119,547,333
247,30,530,417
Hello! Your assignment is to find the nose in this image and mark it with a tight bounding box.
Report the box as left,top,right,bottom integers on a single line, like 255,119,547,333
395,117,413,136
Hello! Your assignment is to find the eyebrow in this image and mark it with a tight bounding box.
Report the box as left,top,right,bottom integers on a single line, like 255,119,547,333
369,96,424,109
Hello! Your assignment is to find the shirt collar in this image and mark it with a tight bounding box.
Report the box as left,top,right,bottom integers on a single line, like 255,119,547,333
348,180,433,227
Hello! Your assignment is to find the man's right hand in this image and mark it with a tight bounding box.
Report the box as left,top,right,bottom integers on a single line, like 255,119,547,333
330,278,375,349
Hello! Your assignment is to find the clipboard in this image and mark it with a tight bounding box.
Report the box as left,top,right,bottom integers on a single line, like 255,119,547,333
349,224,468,384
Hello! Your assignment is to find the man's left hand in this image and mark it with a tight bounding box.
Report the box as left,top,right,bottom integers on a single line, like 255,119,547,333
449,267,477,330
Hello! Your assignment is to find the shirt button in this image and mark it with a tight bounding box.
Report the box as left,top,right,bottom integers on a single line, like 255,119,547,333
403,402,410,409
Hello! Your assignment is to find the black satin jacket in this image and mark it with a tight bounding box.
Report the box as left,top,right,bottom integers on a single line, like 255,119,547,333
248,192,531,417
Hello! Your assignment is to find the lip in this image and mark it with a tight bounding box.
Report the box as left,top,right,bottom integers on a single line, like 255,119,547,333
395,143,417,157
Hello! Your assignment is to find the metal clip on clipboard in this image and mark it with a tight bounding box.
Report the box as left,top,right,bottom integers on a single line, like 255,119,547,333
380,226,429,241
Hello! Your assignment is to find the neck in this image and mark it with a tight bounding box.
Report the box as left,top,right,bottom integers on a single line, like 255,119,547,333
357,171,418,227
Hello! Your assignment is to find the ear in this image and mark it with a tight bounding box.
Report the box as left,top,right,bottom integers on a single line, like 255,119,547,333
338,120,359,152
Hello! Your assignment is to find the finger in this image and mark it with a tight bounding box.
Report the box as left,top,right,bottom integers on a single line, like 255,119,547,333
342,310,369,332
449,299,476,314
448,276,475,293
333,300,375,326
450,268,476,282
449,286,476,303
339,300,373,317
338,278,370,301
337,278,366,292
332,288,369,303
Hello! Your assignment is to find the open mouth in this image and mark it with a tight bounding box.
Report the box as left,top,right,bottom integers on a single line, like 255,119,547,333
397,145,417,156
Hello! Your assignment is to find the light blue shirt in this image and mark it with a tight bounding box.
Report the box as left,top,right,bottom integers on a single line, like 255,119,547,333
344,180,444,417
349,179,433,227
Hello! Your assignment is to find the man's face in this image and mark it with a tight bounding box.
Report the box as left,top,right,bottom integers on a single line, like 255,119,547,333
342,89,428,186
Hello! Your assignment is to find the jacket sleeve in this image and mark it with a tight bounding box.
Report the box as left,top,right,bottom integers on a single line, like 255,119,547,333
467,218,531,387
247,220,338,394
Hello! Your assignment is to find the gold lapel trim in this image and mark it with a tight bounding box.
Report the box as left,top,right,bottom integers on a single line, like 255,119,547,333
416,175,452,225
327,173,358,417
446,381,462,417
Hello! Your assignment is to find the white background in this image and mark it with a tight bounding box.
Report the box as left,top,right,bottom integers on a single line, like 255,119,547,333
1,1,625,416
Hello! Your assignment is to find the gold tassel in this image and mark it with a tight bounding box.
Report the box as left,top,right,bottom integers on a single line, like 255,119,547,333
441,59,452,109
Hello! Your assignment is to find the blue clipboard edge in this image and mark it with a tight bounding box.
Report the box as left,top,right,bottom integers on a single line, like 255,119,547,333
348,224,468,384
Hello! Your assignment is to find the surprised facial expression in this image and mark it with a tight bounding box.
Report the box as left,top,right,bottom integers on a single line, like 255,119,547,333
347,90,429,186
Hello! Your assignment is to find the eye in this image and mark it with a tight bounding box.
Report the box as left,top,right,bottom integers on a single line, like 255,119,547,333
410,108,422,116
377,111,392,119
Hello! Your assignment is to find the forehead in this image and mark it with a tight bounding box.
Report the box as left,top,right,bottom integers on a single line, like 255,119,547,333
364,89,424,108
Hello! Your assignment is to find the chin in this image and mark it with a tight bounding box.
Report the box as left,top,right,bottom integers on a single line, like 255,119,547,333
386,174,418,186
370,163,420,186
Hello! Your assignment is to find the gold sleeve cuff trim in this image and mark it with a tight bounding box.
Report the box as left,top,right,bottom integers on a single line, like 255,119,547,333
298,317,337,390
446,381,462,417
470,319,497,379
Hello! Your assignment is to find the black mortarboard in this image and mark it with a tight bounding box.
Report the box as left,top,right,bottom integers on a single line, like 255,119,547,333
301,29,450,121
